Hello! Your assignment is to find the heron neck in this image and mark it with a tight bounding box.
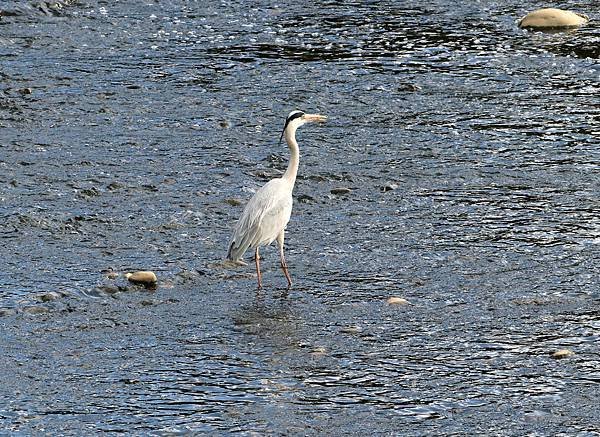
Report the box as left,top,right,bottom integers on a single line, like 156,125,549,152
283,127,299,184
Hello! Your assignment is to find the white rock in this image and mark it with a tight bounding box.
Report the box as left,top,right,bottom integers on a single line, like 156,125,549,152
387,297,409,305
127,271,157,285
518,8,589,29
551,349,574,359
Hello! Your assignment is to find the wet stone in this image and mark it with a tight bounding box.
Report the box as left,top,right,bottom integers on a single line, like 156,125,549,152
127,271,158,285
225,198,243,206
523,410,552,423
381,182,399,192
267,153,285,164
23,306,49,315
297,194,315,203
397,83,421,92
551,349,574,359
387,297,409,305
174,269,201,284
78,187,100,198
121,378,140,385
518,8,589,29
310,346,327,356
340,325,363,334
160,280,175,289
94,284,121,295
36,291,61,302
330,187,352,195
0,308,16,317
107,181,124,191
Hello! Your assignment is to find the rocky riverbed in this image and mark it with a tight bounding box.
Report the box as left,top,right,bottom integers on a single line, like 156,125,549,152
1,0,599,434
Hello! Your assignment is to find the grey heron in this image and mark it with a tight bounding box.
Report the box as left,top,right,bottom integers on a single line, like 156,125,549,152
226,110,327,289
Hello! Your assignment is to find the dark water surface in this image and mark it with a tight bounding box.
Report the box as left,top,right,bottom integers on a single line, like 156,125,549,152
1,0,599,434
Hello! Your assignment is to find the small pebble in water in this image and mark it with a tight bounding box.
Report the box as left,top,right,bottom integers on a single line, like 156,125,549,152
518,8,589,29
106,272,119,280
381,182,398,192
340,325,363,334
330,187,352,195
297,193,315,203
551,349,574,359
310,346,327,356
225,198,243,206
387,297,409,305
36,292,61,302
397,83,421,92
127,271,158,285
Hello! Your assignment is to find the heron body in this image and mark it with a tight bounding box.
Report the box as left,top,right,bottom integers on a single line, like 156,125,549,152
227,177,294,263
227,110,327,288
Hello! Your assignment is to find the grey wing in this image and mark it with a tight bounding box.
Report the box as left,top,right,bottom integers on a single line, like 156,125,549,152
227,179,292,261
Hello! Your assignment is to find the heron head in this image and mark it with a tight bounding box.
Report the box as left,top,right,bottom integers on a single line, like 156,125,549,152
279,110,327,145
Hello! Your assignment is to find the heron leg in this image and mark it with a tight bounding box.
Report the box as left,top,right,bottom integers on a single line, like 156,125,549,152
277,231,292,288
254,247,262,289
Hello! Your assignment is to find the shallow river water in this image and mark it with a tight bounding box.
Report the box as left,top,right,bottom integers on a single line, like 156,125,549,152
1,1,599,434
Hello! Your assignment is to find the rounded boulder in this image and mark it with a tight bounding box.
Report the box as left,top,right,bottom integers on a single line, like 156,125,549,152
126,271,158,285
518,8,589,29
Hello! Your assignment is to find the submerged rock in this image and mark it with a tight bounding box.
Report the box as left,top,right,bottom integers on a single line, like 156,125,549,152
381,182,399,192
340,325,363,334
101,284,121,294
310,346,327,357
35,291,62,302
225,198,243,206
127,271,158,285
397,83,421,92
0,308,16,317
518,8,589,29
297,193,315,204
23,305,49,315
330,187,352,195
92,284,123,296
174,269,201,284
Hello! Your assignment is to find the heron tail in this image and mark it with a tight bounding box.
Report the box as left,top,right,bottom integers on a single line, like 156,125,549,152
226,241,248,266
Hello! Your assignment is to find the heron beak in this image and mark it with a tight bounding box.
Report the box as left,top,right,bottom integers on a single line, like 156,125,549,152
304,114,327,123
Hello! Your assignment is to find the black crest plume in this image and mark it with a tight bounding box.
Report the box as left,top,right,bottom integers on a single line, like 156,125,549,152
279,111,305,145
